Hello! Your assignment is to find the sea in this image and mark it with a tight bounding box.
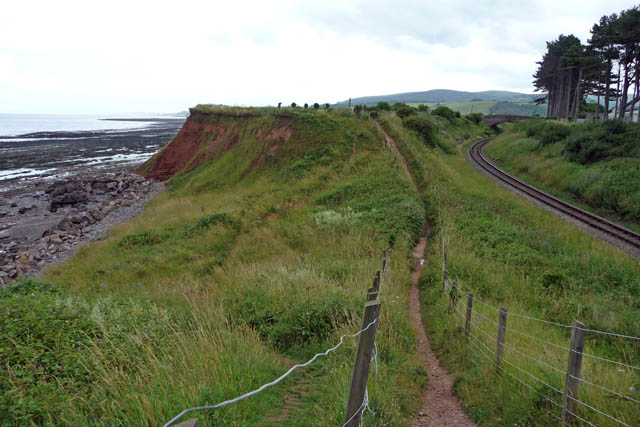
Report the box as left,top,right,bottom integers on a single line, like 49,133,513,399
0,113,179,138
0,113,184,189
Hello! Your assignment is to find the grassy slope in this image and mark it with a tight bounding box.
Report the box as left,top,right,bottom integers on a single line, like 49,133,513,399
407,101,547,116
380,116,640,426
485,128,640,232
1,109,427,425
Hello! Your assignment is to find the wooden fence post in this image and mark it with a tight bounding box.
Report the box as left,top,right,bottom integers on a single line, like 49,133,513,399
448,281,458,314
382,249,387,278
373,271,380,293
465,293,473,339
442,239,447,275
442,239,448,292
563,321,585,423
496,307,507,371
345,300,382,427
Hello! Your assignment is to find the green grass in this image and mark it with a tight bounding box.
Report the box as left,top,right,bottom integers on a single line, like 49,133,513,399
380,117,640,426
407,101,547,116
485,127,640,231
1,108,427,425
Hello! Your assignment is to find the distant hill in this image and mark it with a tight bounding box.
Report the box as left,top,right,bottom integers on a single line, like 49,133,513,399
334,89,538,107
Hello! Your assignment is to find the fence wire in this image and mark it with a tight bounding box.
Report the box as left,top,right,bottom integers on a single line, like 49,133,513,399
164,317,380,427
447,287,638,427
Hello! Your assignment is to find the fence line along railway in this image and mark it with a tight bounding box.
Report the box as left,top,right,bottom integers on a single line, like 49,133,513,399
468,139,640,251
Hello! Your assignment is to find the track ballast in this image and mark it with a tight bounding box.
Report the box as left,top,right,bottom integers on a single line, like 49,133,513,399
469,139,640,250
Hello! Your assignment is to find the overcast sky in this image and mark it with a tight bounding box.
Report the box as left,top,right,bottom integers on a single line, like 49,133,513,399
1,0,637,114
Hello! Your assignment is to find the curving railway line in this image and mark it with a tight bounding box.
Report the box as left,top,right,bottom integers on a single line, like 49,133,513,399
469,139,640,250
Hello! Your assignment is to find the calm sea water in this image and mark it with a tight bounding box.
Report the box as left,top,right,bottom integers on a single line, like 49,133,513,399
0,113,160,137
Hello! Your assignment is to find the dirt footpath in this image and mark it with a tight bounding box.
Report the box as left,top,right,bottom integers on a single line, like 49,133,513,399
409,233,475,426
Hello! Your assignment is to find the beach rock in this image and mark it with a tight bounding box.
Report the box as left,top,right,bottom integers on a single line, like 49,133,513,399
57,218,76,232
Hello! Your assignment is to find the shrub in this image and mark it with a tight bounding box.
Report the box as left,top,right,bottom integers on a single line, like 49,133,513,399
416,104,430,112
376,101,391,111
513,120,570,145
291,102,297,108
539,122,571,145
466,112,483,125
118,231,170,248
396,105,417,119
313,103,320,109
304,103,308,109
402,115,437,147
564,120,640,164
230,290,358,350
431,106,456,121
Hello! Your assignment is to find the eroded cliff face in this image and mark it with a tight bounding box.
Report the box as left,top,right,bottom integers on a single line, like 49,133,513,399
139,111,293,181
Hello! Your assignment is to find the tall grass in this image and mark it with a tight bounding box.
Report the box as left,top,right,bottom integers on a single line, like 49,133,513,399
2,109,426,425
381,116,640,425
487,123,640,227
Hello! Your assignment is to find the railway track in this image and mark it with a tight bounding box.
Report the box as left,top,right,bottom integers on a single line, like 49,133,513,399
469,139,640,250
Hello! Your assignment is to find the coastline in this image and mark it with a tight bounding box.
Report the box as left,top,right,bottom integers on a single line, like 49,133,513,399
0,118,181,285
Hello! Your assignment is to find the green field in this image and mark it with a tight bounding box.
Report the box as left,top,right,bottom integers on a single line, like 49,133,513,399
408,101,547,116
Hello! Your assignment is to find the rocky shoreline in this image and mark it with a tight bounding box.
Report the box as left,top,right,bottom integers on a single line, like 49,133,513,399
0,172,162,285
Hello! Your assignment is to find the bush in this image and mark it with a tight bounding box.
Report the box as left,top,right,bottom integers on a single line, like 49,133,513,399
539,122,571,145
313,103,320,109
416,104,430,112
402,115,437,147
291,102,297,108
231,290,358,350
513,119,570,145
564,120,640,164
376,101,391,111
466,112,483,125
396,105,417,119
118,231,170,248
431,106,456,121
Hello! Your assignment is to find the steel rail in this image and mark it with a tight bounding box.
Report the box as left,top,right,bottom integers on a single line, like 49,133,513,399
468,139,640,250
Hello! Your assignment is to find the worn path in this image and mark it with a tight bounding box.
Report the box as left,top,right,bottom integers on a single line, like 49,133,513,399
377,121,474,426
409,234,474,426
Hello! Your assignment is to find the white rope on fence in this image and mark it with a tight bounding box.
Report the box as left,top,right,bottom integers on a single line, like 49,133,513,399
342,387,370,427
163,317,380,427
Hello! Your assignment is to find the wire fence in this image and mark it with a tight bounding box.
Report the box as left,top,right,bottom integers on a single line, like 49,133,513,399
441,236,640,426
163,251,390,427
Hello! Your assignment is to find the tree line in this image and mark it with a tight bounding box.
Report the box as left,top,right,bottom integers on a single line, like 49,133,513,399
534,5,640,121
